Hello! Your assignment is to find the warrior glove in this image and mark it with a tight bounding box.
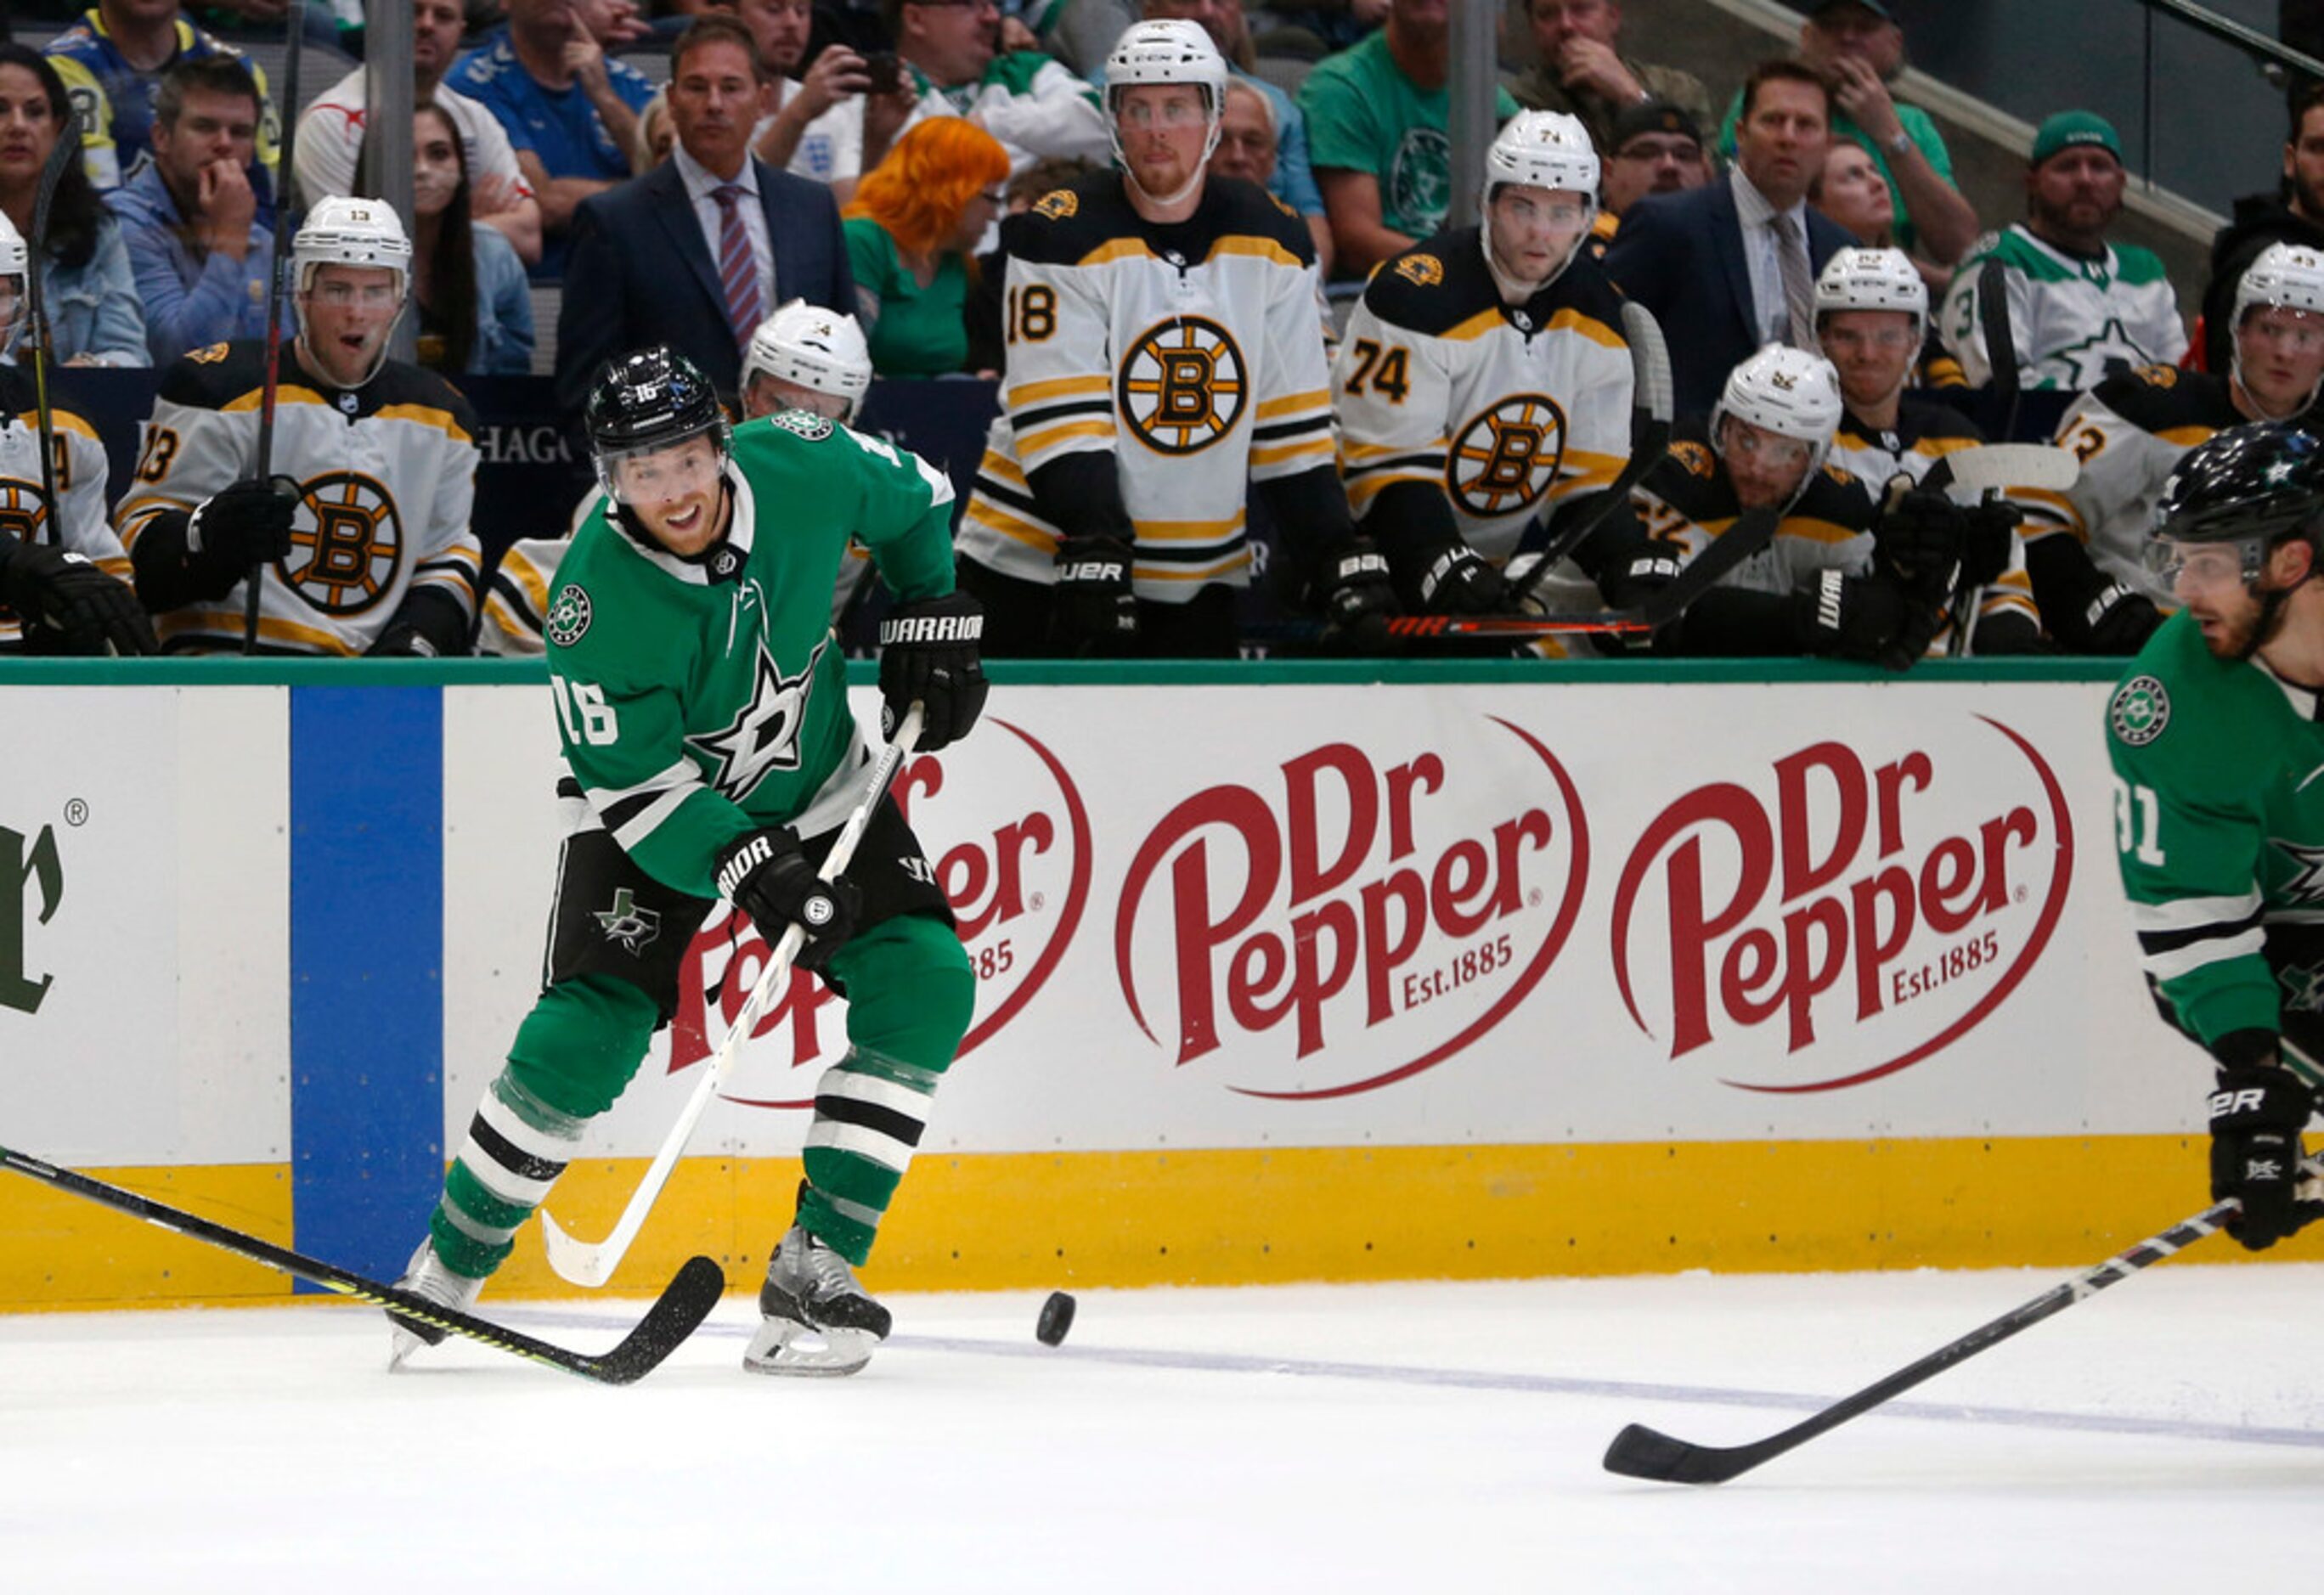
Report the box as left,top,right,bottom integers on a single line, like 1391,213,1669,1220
1790,568,1909,664
879,589,989,752
714,828,861,974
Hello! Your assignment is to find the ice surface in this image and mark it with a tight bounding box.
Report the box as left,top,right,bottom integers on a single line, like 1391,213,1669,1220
4,1265,2321,1591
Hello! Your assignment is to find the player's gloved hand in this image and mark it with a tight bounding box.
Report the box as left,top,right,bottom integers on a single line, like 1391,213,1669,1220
187,476,299,569
2207,1065,2324,1251
879,589,988,752
1416,544,1510,617
364,626,440,657
1959,499,2021,589
1317,535,1398,648
0,537,159,657
713,827,862,974
1599,549,1682,611
1052,534,1137,650
2073,581,2163,656
1872,479,1969,589
1789,568,1909,663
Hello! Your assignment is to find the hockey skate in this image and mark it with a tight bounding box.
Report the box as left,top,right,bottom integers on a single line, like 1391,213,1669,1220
386,1239,486,1369
743,1226,891,1377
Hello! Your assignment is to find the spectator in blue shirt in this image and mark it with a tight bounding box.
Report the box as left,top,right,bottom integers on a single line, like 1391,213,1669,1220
446,0,656,277
104,54,280,364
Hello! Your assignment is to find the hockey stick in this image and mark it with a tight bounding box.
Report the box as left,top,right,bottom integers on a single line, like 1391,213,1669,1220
1509,300,1675,606
1602,1161,2322,1485
0,1142,725,1384
539,703,928,1288
1977,256,2021,441
1922,442,2079,656
245,0,309,655
23,109,81,540
1246,608,1650,645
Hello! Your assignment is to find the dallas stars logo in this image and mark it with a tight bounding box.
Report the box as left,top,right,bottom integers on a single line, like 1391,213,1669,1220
2045,317,2150,389
594,888,661,954
685,634,826,801
2279,962,2324,1016
2272,837,2324,905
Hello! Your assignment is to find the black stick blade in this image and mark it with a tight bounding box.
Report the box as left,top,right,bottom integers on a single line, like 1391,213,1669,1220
589,1254,727,1384
1602,1423,1759,1485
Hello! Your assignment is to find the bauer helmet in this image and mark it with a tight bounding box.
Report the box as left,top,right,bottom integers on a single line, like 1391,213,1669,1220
1103,20,1227,203
1711,343,1845,478
584,346,731,507
1813,246,1927,341
293,194,412,301
742,300,873,422
2146,421,2324,590
0,209,24,354
2229,242,2324,420
1478,110,1598,287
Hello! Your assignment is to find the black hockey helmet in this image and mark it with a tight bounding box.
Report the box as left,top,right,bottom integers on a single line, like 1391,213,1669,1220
584,347,731,504
2146,421,2324,588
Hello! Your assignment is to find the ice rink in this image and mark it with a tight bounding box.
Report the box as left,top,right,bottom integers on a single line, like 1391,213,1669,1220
5,1263,2320,1591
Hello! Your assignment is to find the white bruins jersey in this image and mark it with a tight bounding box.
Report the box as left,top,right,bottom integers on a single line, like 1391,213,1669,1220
118,340,483,654
1336,227,1634,563
1829,397,2037,649
956,172,1334,603
1634,431,1876,597
2005,365,2260,605
0,370,127,651
1939,224,2187,392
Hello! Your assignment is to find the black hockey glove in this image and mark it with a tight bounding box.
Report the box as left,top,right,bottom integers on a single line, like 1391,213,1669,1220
1415,544,1510,617
2067,581,2163,657
187,477,299,569
713,828,861,974
1316,535,1398,650
1789,568,1909,664
1052,534,1137,651
0,537,158,657
1599,548,1682,612
879,589,988,752
1872,481,1970,589
2207,1065,2324,1251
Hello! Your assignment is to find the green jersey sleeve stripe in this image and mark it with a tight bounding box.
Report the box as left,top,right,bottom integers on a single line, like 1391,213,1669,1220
2142,926,2266,981
2127,891,2262,932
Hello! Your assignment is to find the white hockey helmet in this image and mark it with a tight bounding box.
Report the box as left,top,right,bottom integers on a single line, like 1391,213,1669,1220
1813,246,1926,341
742,300,873,422
0,209,24,354
292,194,413,301
1711,343,1846,479
2234,241,2324,327
1103,20,1227,199
1482,110,1600,211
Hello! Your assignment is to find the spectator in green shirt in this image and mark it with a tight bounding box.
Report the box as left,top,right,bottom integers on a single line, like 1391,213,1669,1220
843,115,1010,375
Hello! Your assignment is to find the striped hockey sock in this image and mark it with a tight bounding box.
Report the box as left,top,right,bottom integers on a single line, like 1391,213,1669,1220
428,1072,587,1280
796,1049,944,1265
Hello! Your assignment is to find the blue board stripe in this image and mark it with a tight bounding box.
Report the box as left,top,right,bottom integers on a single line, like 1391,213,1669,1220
289,686,444,1288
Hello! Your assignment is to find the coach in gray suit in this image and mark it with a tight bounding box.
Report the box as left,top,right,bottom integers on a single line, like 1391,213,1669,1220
556,16,855,411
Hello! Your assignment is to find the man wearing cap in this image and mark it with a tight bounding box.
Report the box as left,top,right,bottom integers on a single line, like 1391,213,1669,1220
1587,98,1711,261
1717,0,1977,269
1938,110,2186,393
2200,78,2324,374
1507,0,1712,159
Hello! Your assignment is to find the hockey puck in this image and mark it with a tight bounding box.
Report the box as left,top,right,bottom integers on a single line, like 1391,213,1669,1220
1035,1290,1076,1346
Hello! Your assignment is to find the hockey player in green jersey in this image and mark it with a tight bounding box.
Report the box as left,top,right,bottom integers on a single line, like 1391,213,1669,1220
2107,421,2324,1250
390,347,987,1374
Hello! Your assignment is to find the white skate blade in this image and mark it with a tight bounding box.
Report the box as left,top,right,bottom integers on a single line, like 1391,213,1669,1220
742,1316,877,1378
387,1319,435,1371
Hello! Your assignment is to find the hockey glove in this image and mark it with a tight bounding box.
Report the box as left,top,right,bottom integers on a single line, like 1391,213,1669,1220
1599,549,1683,612
714,828,861,974
1316,536,1398,650
1052,534,1137,651
1415,544,1511,617
187,477,299,569
879,589,989,752
2207,1065,2324,1251
2069,581,2163,657
1789,568,1909,663
1872,480,1970,589
0,537,158,657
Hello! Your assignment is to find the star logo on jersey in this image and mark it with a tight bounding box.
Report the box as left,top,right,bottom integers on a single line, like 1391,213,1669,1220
2108,674,2169,746
2279,962,2324,1016
1118,315,1248,455
2046,318,2151,390
1388,127,1452,233
685,634,826,802
545,583,591,647
2272,838,2324,905
1448,394,1566,517
593,888,662,955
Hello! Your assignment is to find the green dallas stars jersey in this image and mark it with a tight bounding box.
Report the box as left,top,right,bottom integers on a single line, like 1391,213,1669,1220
2107,611,2324,1070
542,414,956,900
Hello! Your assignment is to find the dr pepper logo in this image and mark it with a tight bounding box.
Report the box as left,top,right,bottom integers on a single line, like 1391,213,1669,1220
1114,719,1587,1098
1609,717,2073,1091
666,719,1090,1104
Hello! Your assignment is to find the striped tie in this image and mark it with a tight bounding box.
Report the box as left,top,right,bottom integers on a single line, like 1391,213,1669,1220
1774,211,1816,351
712,183,762,347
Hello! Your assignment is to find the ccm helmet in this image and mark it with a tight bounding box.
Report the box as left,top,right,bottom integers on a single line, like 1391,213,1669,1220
2230,242,2324,420
1813,246,1927,341
1103,20,1227,205
584,347,730,506
1711,343,1846,478
742,300,873,422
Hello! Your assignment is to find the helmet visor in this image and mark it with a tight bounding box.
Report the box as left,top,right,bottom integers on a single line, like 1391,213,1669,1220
2141,534,2265,590
599,430,726,509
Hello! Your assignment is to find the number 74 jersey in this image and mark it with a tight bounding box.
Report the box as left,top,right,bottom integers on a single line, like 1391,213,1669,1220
2107,611,2324,1063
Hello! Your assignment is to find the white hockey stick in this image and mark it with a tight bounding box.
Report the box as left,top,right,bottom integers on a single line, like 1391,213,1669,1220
539,705,927,1288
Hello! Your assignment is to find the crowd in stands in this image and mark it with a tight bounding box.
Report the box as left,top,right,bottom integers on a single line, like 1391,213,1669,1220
3,0,2323,665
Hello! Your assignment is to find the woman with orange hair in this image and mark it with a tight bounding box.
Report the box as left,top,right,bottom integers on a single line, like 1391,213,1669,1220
843,117,1010,376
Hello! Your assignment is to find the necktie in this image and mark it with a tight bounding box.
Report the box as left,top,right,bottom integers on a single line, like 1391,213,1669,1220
1774,211,1816,351
712,183,763,346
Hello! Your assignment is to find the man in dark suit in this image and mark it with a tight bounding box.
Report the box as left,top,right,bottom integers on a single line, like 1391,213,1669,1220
556,16,855,410
1605,59,1853,417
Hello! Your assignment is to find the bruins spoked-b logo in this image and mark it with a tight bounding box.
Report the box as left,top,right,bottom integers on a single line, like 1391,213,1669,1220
282,471,403,614
1119,316,1247,455
1448,394,1566,518
0,482,51,546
